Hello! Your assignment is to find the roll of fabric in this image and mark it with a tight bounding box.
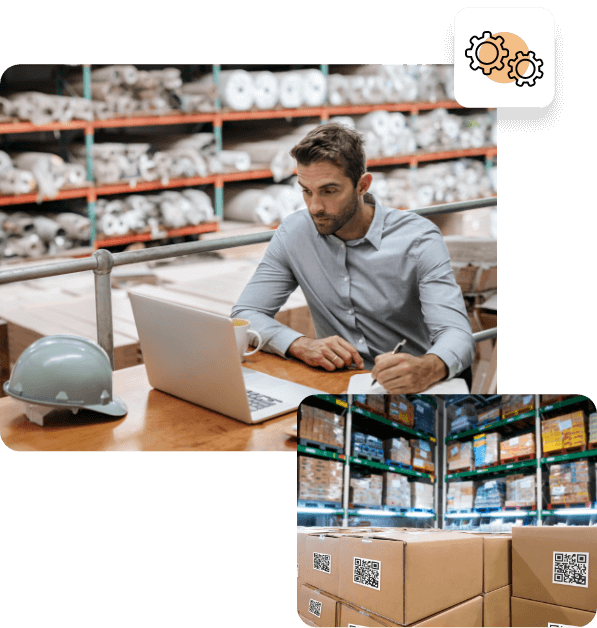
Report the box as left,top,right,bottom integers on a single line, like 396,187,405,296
389,111,408,135
0,169,36,195
278,72,303,109
33,216,65,241
11,152,66,201
4,233,45,258
327,74,349,106
265,184,303,220
181,189,215,222
91,65,139,86
0,150,12,175
362,130,381,159
296,68,326,107
355,109,393,137
253,71,279,110
329,116,355,128
56,213,91,240
224,187,279,224
219,69,255,111
216,150,251,172
63,163,87,186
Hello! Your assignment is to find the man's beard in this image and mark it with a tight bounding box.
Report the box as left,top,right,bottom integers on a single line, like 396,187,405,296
310,190,360,236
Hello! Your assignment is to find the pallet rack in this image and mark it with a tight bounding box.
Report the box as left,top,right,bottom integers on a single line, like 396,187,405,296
442,395,597,529
297,394,439,528
0,64,496,253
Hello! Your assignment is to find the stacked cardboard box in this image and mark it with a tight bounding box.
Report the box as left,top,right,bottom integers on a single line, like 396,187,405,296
590,412,597,444
549,459,591,505
382,473,411,509
477,403,500,426
354,395,387,416
409,439,434,474
512,526,597,627
541,410,587,454
446,481,475,511
411,398,435,436
298,456,343,503
298,529,487,627
387,395,414,428
447,440,473,471
505,474,536,508
500,432,535,462
448,402,477,435
473,479,506,509
501,394,535,418
337,530,484,625
383,437,411,466
353,433,385,462
350,474,383,507
300,404,345,450
540,394,574,406
410,482,434,510
473,432,501,467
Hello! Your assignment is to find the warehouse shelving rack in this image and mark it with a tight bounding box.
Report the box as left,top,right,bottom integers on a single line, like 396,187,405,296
297,394,439,529
0,64,496,254
0,196,497,378
442,394,597,530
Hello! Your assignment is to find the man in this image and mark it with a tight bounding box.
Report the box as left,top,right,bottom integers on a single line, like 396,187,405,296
232,123,475,393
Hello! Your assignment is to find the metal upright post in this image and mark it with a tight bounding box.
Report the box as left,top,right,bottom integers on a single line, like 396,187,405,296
535,394,543,526
342,396,353,527
442,397,448,529
93,249,115,370
212,65,224,218
82,64,97,244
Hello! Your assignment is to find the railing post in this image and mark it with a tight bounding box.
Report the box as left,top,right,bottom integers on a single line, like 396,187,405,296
93,248,115,370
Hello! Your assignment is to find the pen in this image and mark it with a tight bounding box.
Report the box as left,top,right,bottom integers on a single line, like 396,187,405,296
371,339,406,387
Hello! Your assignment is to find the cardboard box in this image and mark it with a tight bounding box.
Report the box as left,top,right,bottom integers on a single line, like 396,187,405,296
382,473,411,509
297,613,319,626
298,584,338,627
506,474,536,508
542,410,587,453
338,530,483,625
298,528,335,603
483,584,511,627
338,603,400,627
511,597,596,627
512,526,597,612
387,396,415,428
446,481,475,511
300,404,345,450
407,596,483,628
464,532,512,592
305,532,344,597
298,456,344,503
447,441,473,471
500,432,535,462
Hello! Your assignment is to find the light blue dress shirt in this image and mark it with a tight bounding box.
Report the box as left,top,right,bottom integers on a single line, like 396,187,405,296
232,193,475,378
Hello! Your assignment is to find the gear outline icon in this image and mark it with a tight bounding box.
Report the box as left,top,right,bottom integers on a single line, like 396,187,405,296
507,50,544,86
465,30,510,75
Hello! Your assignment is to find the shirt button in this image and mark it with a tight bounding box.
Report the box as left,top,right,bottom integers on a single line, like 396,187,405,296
348,309,354,315
340,243,345,249
359,339,364,344
344,277,349,282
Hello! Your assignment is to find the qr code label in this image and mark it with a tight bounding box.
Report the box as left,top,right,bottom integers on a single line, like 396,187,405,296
353,556,381,590
308,599,322,618
553,551,589,587
313,552,331,574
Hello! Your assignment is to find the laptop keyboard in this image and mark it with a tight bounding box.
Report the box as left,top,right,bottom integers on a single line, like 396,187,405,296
247,390,283,412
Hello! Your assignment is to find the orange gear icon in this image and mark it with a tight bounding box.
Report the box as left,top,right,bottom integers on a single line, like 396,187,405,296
507,50,544,86
465,31,510,75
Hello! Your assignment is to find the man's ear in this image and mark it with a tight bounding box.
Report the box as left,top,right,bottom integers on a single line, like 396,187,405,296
358,172,373,195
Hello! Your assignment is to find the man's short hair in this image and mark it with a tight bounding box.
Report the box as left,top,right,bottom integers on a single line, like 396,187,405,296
290,123,366,188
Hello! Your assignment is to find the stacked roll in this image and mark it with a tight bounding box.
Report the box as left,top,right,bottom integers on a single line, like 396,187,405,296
223,181,303,225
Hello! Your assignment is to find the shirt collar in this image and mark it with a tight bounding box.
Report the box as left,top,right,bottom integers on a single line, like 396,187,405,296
318,193,387,250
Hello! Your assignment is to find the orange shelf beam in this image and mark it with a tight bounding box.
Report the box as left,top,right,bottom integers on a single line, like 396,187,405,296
94,221,220,249
0,120,91,134
93,112,215,129
93,175,218,197
0,187,90,206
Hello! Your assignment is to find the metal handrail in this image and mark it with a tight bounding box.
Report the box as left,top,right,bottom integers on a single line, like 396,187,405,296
0,196,497,368
472,328,497,342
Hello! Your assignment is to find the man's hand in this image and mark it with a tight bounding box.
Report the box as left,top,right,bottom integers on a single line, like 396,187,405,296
371,353,448,393
287,336,365,371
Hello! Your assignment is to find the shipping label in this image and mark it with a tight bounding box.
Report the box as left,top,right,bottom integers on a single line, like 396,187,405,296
353,556,381,590
553,551,589,587
308,599,322,618
313,551,332,574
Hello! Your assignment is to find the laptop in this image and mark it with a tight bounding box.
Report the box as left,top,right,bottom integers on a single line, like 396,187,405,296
128,288,324,423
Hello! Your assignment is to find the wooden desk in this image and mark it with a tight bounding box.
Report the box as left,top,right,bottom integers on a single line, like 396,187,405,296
0,351,362,452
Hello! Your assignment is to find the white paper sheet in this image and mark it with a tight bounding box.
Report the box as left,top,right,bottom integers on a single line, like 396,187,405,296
346,373,469,394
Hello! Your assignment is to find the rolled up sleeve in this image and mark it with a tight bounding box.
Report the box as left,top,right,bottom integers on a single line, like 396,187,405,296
415,227,476,379
232,228,305,358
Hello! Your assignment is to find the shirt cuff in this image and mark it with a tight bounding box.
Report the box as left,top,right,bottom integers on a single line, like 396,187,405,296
426,346,464,380
267,328,305,359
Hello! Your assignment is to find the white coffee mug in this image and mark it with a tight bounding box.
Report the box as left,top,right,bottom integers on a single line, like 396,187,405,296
232,318,263,361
